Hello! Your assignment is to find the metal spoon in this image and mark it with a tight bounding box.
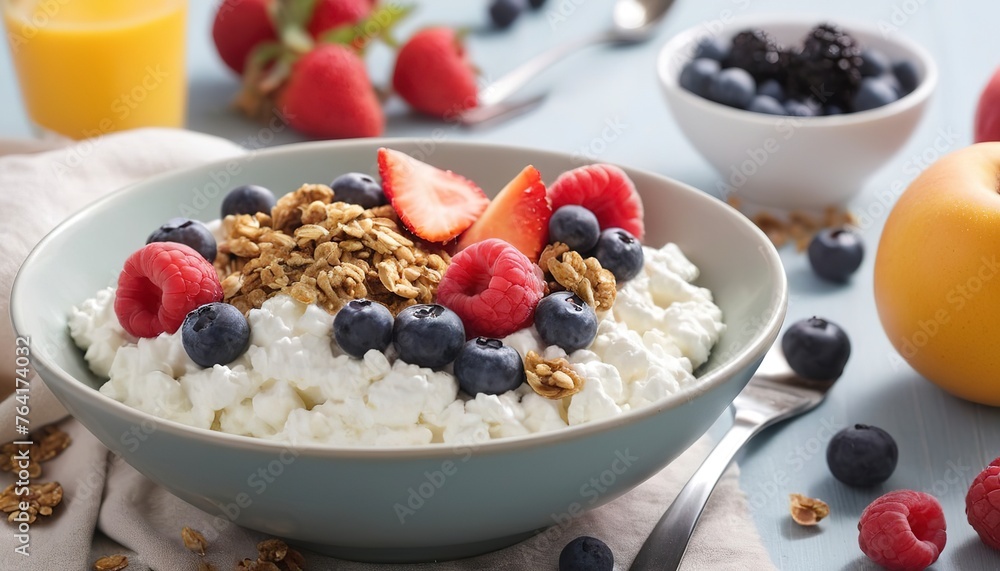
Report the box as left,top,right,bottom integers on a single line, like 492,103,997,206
629,342,839,571
458,0,676,125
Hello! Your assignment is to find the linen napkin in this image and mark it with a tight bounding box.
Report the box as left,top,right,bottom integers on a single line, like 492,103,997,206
0,129,776,570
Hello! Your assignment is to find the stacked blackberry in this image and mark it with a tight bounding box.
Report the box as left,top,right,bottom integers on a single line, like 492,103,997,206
679,23,920,116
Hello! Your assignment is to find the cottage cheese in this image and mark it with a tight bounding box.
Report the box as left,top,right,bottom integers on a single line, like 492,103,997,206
69,243,725,447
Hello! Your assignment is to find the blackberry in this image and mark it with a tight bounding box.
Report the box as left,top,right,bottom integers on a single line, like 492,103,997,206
723,29,788,83
788,23,863,109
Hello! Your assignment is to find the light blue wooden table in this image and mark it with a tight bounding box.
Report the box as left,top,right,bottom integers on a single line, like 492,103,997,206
4,1,1000,569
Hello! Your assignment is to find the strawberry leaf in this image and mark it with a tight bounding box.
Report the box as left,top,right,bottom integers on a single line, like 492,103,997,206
274,0,317,53
319,4,415,52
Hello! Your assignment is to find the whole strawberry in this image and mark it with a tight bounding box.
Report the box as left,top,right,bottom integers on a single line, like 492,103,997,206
307,0,372,39
277,44,384,139
212,0,277,75
393,27,479,119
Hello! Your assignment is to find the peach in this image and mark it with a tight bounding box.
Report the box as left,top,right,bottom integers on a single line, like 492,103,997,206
875,143,1000,405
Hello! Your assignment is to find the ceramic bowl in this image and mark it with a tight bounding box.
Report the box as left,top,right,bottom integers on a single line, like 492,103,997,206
12,139,786,562
657,15,938,209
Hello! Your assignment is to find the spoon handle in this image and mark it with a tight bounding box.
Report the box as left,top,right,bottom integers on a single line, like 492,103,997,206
629,414,760,571
460,30,616,124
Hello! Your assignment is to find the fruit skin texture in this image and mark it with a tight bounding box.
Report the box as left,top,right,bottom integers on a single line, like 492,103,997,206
115,243,224,339
331,172,386,208
966,457,1000,550
534,292,598,353
221,184,276,217
277,44,384,139
456,165,551,262
592,228,644,282
807,227,864,283
489,0,525,29
393,27,478,119
874,143,1000,405
333,299,394,358
975,66,1000,143
306,0,372,39
548,164,644,241
707,68,756,109
181,302,251,368
781,316,850,381
437,239,545,339
679,58,720,99
548,205,601,253
378,147,490,243
826,424,898,487
559,536,614,571
392,304,466,369
453,337,525,396
858,490,946,571
212,0,276,75
147,218,217,262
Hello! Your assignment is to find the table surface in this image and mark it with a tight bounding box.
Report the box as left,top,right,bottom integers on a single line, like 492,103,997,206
4,1,1000,569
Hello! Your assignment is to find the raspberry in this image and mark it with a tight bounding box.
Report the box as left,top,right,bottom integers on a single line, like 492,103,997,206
547,164,644,241
436,238,545,339
966,457,1000,549
858,490,946,571
115,242,223,338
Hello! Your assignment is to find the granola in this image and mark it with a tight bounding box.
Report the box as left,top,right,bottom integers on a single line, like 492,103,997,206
1,481,62,524
182,526,208,555
236,539,305,571
542,243,617,311
217,184,450,316
789,493,830,526
1,424,71,479
726,197,857,251
93,555,129,571
524,350,585,399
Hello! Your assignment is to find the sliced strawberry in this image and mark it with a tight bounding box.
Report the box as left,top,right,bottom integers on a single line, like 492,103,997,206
547,164,644,241
378,148,490,243
457,165,551,262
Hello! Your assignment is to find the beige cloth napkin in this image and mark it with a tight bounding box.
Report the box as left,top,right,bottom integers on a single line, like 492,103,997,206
0,129,776,570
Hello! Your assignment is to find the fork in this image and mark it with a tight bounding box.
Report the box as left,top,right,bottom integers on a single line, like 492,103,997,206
629,342,837,571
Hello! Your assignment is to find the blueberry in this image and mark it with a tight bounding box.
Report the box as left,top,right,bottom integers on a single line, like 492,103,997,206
693,36,729,61
781,316,850,382
808,227,864,282
827,424,898,487
823,104,844,116
549,205,601,252
454,338,525,396
147,218,217,262
592,228,644,282
852,78,898,112
756,79,785,102
679,58,720,98
879,72,902,97
221,185,276,217
528,0,546,8
534,292,598,353
559,536,613,571
393,304,465,368
331,172,386,209
860,48,891,77
489,0,525,28
747,95,786,115
181,302,251,368
333,299,394,359
783,99,816,117
892,60,920,95
707,67,756,109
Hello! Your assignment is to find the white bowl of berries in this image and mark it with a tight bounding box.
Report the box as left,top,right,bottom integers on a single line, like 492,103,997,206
12,139,785,562
657,15,938,209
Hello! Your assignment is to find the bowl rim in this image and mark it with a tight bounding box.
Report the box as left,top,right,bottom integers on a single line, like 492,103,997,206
656,13,939,126
12,138,788,459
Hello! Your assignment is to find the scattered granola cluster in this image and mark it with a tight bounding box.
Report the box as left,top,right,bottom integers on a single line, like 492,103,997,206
789,493,830,526
538,242,617,312
93,554,129,571
524,350,586,399
1,481,63,524
727,196,857,251
216,184,450,316
237,538,306,571
0,425,71,479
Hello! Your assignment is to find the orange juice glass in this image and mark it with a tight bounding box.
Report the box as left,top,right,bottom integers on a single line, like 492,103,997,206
2,0,187,139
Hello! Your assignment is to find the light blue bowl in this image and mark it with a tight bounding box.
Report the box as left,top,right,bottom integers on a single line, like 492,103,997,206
11,139,786,562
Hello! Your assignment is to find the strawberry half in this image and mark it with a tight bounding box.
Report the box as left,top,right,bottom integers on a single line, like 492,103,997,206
378,148,490,243
457,166,551,262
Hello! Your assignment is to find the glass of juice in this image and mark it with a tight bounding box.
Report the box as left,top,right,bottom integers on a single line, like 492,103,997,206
2,0,188,139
